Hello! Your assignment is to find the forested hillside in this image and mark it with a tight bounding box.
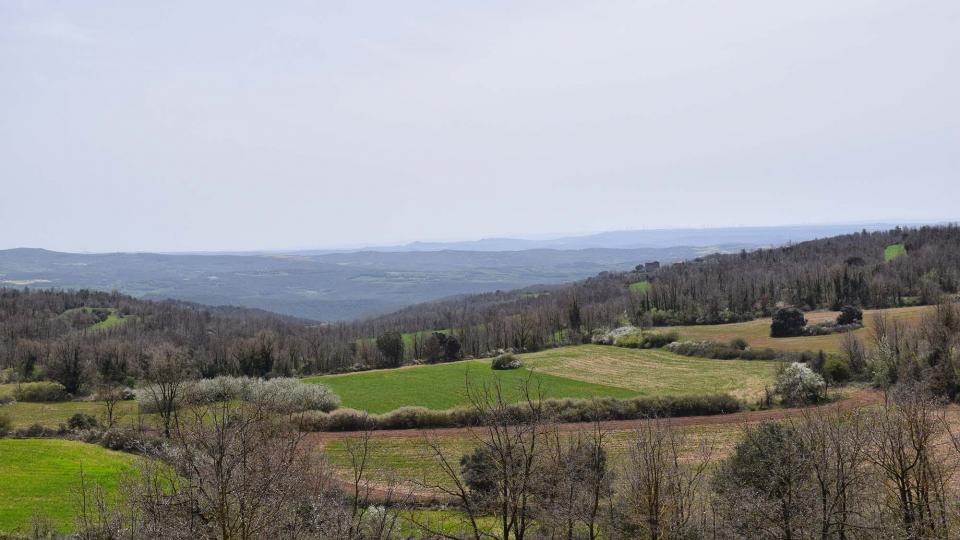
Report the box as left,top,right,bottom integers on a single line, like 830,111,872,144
2,226,958,388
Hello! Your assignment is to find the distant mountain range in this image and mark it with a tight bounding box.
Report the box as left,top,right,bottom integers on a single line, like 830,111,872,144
0,222,937,321
288,222,920,254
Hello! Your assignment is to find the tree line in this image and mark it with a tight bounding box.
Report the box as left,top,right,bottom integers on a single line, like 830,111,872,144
2,226,959,388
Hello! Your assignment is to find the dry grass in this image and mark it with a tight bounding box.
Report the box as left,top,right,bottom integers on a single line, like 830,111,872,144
522,345,776,401
656,305,933,353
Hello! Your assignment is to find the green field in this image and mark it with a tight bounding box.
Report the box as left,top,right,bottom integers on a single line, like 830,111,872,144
629,280,651,293
305,345,776,413
0,400,140,429
59,307,129,331
884,243,907,261
0,439,138,533
304,358,636,414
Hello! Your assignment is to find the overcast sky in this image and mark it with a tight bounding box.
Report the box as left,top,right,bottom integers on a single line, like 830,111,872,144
1,1,958,252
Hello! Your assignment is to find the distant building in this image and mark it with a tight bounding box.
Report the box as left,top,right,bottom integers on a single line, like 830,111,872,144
644,261,660,272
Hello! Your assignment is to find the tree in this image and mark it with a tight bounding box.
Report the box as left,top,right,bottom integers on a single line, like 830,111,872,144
771,307,807,337
712,422,814,539
375,331,404,368
568,299,582,333
775,362,826,405
87,385,347,540
142,345,190,438
620,418,713,539
836,305,863,325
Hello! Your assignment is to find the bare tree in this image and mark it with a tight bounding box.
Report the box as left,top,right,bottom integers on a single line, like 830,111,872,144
415,375,550,540
620,418,713,540
141,344,190,438
865,386,954,539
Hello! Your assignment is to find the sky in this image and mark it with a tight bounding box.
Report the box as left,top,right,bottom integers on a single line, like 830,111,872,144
1,1,958,253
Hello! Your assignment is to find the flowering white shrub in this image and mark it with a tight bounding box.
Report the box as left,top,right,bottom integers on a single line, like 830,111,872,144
137,376,339,413
775,362,825,405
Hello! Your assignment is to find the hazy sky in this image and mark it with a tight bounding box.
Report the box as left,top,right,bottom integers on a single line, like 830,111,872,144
1,1,958,252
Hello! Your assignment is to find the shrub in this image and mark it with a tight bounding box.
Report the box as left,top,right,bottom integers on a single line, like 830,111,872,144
775,362,825,405
13,381,69,402
823,358,851,384
377,406,454,430
0,411,10,436
643,331,679,348
298,393,743,432
770,307,807,337
68,413,99,431
100,429,162,454
491,354,522,370
324,408,374,432
593,326,639,345
836,305,864,325
144,376,341,413
729,338,749,351
251,378,340,413
14,423,59,438
665,340,781,361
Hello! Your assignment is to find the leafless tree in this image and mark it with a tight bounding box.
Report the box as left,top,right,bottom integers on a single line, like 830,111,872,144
141,344,190,438
620,418,713,540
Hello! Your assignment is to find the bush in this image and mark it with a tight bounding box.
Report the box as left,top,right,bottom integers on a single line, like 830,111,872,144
142,376,341,414
616,330,680,349
0,411,10,436
298,393,743,432
14,423,60,438
324,408,375,432
250,378,340,413
68,413,99,431
770,307,807,337
100,429,162,454
823,358,851,384
775,362,826,405
729,338,749,351
665,340,781,361
836,305,864,326
13,381,69,402
377,406,454,430
491,354,522,370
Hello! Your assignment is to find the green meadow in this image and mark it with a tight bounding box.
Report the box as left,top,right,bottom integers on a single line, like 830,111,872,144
0,439,138,533
305,345,777,413
884,243,907,261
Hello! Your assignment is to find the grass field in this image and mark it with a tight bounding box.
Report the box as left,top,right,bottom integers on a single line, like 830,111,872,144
321,420,747,493
884,243,907,261
521,346,775,401
0,400,140,429
657,305,933,353
629,280,651,293
0,439,138,533
305,345,776,413
304,359,637,414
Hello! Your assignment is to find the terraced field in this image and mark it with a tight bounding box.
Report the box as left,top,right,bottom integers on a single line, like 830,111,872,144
0,439,138,533
657,305,933,353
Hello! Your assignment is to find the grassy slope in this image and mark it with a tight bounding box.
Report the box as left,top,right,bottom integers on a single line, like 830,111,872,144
657,305,932,353
522,345,775,401
884,243,907,261
304,359,637,414
306,345,776,413
0,400,140,429
629,280,651,293
323,421,747,492
0,439,138,533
